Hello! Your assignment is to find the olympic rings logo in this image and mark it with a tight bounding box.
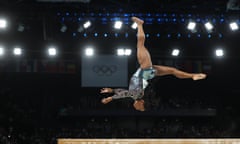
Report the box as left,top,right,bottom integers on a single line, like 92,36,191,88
92,65,117,76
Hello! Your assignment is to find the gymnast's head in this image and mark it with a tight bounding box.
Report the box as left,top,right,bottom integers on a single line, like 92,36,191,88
133,82,159,112
133,98,155,111
133,99,145,111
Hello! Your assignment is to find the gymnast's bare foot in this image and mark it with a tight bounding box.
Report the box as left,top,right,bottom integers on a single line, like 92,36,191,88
192,73,207,80
131,17,144,25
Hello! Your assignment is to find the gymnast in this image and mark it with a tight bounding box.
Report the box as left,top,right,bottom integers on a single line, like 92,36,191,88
100,17,206,111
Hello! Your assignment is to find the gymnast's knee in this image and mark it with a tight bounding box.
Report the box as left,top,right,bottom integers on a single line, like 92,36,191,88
137,34,145,40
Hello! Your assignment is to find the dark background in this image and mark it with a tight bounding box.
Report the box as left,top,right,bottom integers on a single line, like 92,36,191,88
0,0,240,143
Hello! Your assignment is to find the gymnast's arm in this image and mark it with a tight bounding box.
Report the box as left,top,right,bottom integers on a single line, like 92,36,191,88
100,88,131,104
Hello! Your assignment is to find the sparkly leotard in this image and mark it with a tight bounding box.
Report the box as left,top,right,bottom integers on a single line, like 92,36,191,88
112,67,156,100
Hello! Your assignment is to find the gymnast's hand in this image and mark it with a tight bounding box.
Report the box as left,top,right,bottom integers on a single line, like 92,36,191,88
100,88,113,93
101,97,113,104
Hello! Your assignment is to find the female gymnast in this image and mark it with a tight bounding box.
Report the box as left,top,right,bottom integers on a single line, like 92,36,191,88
100,17,207,111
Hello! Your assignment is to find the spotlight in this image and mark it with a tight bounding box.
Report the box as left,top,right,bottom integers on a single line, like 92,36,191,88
204,22,214,32
124,49,132,56
0,47,4,56
13,48,22,55
171,49,180,56
85,47,94,56
114,21,122,29
117,49,124,56
83,20,91,29
215,49,224,57
187,21,197,32
229,22,239,31
0,19,7,29
131,22,137,29
117,48,132,56
48,47,57,56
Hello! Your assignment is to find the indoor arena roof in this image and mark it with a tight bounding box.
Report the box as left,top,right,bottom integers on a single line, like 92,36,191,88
0,0,238,14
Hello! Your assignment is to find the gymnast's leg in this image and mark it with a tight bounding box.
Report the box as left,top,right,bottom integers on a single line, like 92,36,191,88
153,65,206,80
131,17,153,69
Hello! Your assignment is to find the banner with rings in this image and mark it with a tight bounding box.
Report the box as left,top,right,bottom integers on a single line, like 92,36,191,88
81,55,128,87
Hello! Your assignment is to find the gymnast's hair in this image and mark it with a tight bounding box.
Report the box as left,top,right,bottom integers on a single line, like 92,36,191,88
142,78,160,111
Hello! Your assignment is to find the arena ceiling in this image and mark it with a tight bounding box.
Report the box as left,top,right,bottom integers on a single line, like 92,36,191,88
0,0,239,59
0,0,238,14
